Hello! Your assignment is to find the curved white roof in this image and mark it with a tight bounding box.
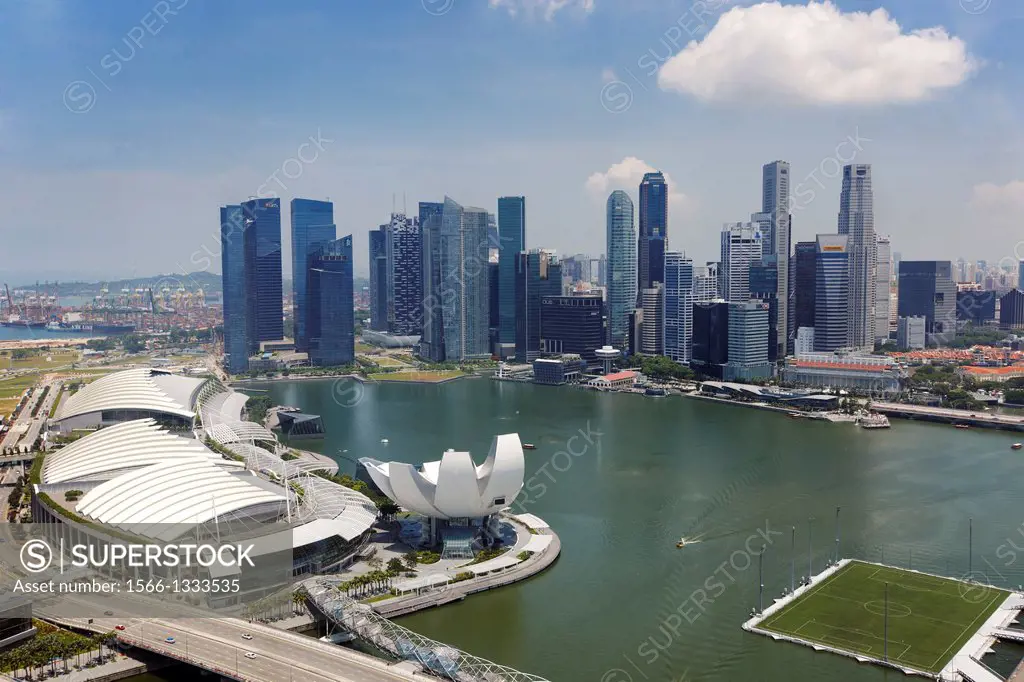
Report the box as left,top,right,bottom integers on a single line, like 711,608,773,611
77,459,286,541
360,434,524,520
56,368,206,422
206,421,277,445
42,419,235,484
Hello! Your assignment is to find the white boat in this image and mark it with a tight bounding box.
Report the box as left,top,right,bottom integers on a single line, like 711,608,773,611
319,632,354,644
380,438,389,444
859,413,890,429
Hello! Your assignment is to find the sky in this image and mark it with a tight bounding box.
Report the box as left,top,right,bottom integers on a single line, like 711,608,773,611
0,0,1022,283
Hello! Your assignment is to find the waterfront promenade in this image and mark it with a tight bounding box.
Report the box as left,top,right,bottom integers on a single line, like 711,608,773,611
871,402,1024,431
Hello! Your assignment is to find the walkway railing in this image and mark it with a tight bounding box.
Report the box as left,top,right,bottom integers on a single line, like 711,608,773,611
302,579,550,682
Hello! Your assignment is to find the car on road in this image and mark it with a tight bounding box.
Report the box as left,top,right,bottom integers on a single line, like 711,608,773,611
241,633,252,640
165,636,175,644
244,652,256,660
115,625,125,631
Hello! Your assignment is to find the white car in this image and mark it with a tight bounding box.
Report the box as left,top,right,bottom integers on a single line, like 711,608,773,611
241,633,253,641
244,652,256,660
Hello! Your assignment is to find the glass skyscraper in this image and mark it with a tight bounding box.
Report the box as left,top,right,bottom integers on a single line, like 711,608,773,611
838,164,876,350
290,198,335,351
897,261,956,345
814,234,850,352
792,241,817,336
368,226,389,332
241,198,284,344
762,161,791,356
220,204,250,374
419,202,446,362
606,190,636,348
497,196,526,358
638,171,667,293
307,236,354,366
515,250,561,362
388,213,422,336
664,252,694,363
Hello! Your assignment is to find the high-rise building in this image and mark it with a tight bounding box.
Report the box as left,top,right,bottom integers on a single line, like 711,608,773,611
220,204,250,374
307,235,354,366
387,213,423,336
438,201,491,361
874,235,892,344
762,160,791,358
638,172,668,293
791,241,817,336
896,316,926,351
241,198,284,343
664,252,694,363
719,222,763,303
640,284,664,356
515,250,562,362
897,261,956,345
368,226,389,332
1018,262,1024,290
956,290,996,324
725,301,771,381
418,201,446,362
489,261,500,330
693,263,719,303
837,164,875,350
1000,290,1024,330
691,301,729,379
597,254,608,288
749,259,779,361
497,196,526,358
540,295,604,366
606,191,637,347
814,234,850,352
290,198,335,351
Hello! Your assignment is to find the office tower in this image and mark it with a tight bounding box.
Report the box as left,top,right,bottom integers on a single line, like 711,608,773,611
515,250,562,362
792,241,817,335
638,171,668,293
955,258,968,283
1000,290,1024,330
307,236,354,366
897,261,956,345
628,309,644,356
290,198,335,351
606,190,637,347
597,254,608,288
1018,262,1024,291
419,201,446,361
588,257,601,285
814,234,850,352
240,198,284,343
693,263,719,303
725,301,771,381
719,222,763,303
439,202,491,360
874,235,892,344
664,252,694,363
956,289,996,324
837,164,876,350
220,204,250,374
897,316,926,351
489,261,499,329
762,161,791,359
640,284,664,355
540,295,604,365
497,196,526,358
692,301,729,379
368,226,389,332
749,259,779,361
385,213,422,336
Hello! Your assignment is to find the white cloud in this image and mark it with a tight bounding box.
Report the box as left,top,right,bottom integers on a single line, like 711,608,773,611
657,1,977,106
489,0,595,21
970,180,1024,213
585,157,695,218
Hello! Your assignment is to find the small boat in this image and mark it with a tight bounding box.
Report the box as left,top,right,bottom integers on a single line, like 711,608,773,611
859,414,890,429
380,438,389,444
955,424,970,430
1012,443,1022,450
676,538,687,548
522,443,536,450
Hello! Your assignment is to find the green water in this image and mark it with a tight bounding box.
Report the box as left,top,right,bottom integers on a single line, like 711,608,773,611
237,377,1024,681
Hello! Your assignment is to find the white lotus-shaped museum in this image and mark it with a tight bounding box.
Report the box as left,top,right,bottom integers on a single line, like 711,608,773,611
359,434,525,519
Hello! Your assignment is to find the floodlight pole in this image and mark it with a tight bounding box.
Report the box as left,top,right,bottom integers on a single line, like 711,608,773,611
807,517,813,580
969,517,973,577
790,526,796,593
834,506,841,563
758,544,765,614
883,582,889,662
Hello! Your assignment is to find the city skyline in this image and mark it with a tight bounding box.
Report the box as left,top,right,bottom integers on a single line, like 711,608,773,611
1,1,1021,283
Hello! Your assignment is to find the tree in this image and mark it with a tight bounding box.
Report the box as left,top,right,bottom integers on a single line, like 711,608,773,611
403,551,418,571
386,557,405,576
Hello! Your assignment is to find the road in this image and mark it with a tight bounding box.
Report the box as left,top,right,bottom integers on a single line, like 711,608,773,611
872,401,1024,429
0,377,60,452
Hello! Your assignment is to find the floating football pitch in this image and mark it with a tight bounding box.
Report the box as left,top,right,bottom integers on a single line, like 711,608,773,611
757,560,1008,675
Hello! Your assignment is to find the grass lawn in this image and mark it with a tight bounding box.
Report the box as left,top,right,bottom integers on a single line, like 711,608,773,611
355,343,375,353
0,350,79,371
0,373,41,416
367,356,406,368
758,561,1008,674
369,370,464,383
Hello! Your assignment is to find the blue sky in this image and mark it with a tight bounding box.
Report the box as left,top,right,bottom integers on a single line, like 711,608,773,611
0,0,1022,282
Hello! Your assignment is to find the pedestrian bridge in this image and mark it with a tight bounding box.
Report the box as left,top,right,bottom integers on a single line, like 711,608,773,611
303,579,551,681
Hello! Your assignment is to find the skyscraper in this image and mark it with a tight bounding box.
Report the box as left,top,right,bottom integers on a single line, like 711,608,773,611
664,252,694,363
693,263,719,303
897,261,956,345
368,226,389,332
606,191,637,347
539,295,604,365
762,161,791,357
307,236,354,366
874,235,892,344
638,172,668,293
837,164,876,350
814,234,850,352
387,213,422,336
749,259,779,361
692,301,729,379
640,284,664,355
290,198,335,351
436,198,490,361
497,196,526,358
241,198,284,344
792,241,817,335
725,301,771,381
419,202,446,362
220,204,250,374
719,222,762,303
515,250,561,362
